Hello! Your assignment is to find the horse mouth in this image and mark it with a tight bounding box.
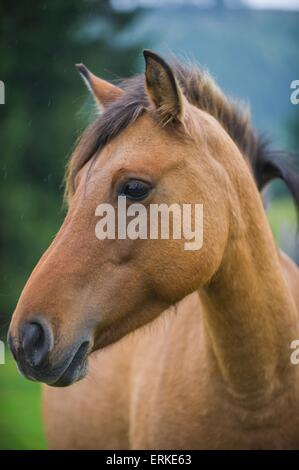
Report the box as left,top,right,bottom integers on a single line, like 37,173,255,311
11,330,91,387
49,341,90,387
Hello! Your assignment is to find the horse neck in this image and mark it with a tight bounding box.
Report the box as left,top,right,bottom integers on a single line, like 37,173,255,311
200,156,298,403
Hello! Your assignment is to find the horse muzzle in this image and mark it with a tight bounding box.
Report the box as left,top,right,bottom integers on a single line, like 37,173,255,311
7,317,91,387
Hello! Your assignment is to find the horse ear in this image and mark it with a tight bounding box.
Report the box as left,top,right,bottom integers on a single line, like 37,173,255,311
143,50,184,123
76,63,123,109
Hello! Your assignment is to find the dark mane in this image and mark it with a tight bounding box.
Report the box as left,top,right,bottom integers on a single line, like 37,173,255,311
65,61,299,215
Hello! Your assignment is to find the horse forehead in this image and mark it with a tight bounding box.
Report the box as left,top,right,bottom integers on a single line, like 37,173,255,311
97,114,185,170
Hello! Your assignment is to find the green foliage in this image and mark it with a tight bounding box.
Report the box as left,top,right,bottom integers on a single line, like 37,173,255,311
267,196,297,246
0,349,46,449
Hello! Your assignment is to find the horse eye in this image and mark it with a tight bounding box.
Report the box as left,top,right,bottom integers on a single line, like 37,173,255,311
120,180,152,200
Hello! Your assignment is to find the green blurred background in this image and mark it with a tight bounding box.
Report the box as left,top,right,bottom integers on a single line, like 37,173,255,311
0,0,298,450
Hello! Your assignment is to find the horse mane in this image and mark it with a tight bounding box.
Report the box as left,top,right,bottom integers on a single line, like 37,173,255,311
65,60,299,215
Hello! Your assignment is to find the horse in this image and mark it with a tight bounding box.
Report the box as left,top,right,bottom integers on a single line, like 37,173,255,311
8,50,299,449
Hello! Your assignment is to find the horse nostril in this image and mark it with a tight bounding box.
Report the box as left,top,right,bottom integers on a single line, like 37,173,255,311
21,320,53,368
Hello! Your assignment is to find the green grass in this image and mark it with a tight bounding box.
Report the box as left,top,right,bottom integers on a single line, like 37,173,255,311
0,197,296,450
0,348,47,449
267,196,297,245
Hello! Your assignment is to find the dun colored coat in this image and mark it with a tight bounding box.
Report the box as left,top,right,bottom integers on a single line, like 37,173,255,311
8,51,299,449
